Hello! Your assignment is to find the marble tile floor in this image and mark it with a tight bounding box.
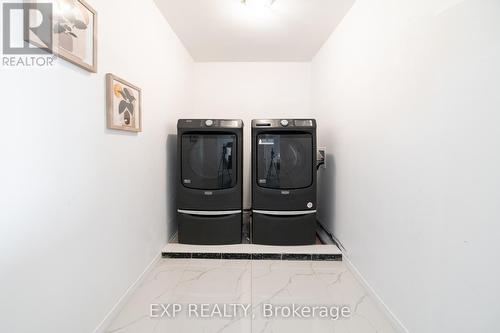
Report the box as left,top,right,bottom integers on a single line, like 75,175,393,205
106,259,397,333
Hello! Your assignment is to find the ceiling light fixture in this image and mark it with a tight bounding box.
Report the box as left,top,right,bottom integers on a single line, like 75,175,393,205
240,0,276,5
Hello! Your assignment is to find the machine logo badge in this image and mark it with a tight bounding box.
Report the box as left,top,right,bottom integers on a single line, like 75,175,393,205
183,179,191,184
281,190,290,195
204,191,213,196
307,202,313,209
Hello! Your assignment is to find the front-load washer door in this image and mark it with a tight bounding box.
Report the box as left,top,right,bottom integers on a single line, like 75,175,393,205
256,133,313,190
182,133,237,190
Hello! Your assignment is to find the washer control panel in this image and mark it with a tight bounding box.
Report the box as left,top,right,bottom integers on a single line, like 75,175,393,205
178,119,243,128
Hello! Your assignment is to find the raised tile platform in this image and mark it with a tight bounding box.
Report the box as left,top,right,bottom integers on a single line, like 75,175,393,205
162,243,342,261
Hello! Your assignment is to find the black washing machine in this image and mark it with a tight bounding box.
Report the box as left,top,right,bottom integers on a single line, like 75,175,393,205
177,119,243,245
252,119,317,245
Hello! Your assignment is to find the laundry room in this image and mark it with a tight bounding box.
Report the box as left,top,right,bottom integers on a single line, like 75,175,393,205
1,1,499,333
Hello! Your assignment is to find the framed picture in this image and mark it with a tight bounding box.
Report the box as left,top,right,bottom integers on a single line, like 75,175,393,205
27,0,97,72
106,74,142,132
53,0,97,72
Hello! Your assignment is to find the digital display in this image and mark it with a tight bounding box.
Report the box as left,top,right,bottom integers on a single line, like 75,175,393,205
220,120,239,127
294,120,313,127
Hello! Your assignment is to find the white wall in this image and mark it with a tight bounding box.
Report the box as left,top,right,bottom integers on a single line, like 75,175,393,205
193,62,311,209
0,1,193,332
311,0,500,332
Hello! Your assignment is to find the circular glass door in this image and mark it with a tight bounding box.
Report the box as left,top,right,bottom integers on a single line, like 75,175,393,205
256,133,312,189
182,134,237,190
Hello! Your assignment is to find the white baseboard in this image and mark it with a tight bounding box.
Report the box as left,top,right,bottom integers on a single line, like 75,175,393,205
329,231,347,253
343,254,409,333
92,251,162,333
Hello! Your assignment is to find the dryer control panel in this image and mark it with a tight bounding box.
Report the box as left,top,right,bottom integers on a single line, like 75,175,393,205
252,119,316,129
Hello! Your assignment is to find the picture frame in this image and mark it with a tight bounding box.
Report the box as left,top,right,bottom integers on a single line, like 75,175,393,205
106,73,142,132
53,0,97,72
26,0,98,73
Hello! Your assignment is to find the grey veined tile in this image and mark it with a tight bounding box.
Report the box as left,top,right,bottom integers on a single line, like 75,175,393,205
106,258,397,333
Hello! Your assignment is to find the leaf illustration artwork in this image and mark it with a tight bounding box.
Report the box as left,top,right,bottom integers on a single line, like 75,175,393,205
54,23,66,34
114,84,137,126
108,75,141,131
73,19,88,29
53,0,90,40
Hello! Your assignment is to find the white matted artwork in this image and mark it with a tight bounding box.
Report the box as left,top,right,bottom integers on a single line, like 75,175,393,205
53,0,97,72
106,73,142,132
24,0,97,73
27,0,97,72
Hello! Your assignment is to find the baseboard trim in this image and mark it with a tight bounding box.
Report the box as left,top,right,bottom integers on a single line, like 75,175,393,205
343,254,409,333
92,251,162,333
329,231,347,253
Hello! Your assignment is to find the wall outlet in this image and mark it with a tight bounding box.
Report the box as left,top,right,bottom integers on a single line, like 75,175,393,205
317,148,326,169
